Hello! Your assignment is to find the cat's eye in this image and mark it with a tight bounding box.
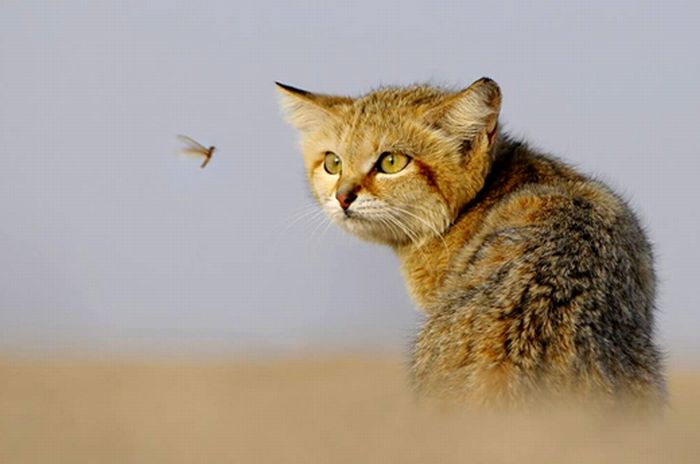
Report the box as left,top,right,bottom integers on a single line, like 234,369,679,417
377,152,410,174
323,151,342,175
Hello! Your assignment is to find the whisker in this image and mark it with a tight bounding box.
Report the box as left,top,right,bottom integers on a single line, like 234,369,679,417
382,210,429,260
308,211,331,244
375,215,407,247
268,204,325,258
389,204,449,253
319,215,336,239
272,205,323,239
384,208,420,243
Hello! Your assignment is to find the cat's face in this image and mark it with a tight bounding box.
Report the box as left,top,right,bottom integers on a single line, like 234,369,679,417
277,78,501,247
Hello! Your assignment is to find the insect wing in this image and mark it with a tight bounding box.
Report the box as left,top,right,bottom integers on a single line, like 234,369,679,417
177,134,211,167
177,134,207,152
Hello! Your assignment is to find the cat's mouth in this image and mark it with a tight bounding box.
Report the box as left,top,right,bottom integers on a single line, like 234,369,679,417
322,197,413,244
322,200,424,246
336,209,364,223
334,206,394,229
327,205,373,226
337,207,374,222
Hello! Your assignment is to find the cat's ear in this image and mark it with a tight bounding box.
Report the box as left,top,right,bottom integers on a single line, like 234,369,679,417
425,77,501,144
275,82,352,132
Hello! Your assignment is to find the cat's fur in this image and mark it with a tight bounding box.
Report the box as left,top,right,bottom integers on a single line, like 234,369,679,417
276,78,665,410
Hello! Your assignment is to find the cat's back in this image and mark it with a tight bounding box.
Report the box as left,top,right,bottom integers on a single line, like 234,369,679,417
445,142,653,292
414,141,664,408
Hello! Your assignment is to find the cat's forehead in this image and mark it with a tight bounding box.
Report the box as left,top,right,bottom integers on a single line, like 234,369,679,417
357,85,451,107
330,86,450,156
341,86,449,121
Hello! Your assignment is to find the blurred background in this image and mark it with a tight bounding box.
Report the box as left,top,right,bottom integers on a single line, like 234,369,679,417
1,1,699,462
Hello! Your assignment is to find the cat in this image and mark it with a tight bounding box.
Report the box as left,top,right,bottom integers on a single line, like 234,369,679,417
276,77,665,410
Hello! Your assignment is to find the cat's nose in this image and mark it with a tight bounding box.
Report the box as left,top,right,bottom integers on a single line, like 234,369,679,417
336,191,357,210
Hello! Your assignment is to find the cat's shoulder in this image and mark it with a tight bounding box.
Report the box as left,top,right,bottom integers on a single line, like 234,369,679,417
461,151,642,270
485,145,632,234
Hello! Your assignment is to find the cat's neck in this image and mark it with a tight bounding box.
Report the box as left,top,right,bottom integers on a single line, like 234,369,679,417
393,138,528,312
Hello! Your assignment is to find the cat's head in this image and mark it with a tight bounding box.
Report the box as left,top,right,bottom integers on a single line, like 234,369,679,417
276,77,501,247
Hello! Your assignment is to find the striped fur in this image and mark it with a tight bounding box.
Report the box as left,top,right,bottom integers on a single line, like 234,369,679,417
277,78,665,410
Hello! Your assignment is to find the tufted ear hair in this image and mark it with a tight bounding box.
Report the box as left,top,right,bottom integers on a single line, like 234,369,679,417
424,77,501,144
275,82,353,132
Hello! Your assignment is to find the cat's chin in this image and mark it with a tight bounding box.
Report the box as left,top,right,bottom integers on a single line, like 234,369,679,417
329,211,409,246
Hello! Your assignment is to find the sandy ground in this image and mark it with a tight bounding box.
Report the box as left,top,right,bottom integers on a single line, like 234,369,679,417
1,355,698,464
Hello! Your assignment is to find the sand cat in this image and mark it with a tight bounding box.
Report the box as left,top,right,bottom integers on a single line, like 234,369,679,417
276,77,665,410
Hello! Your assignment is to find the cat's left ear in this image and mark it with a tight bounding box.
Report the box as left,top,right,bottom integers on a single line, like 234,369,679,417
424,77,501,145
275,82,352,132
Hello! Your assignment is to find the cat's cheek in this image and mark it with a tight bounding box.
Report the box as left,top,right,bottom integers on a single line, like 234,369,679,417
313,185,345,224
310,170,339,206
323,203,345,224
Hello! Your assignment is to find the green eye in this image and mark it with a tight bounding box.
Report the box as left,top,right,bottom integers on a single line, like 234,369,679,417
323,151,342,175
377,152,410,174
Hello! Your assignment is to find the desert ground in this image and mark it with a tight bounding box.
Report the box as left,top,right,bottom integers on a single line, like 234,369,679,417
1,355,698,463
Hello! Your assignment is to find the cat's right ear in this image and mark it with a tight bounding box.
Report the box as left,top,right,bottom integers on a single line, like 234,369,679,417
423,77,502,144
275,82,352,132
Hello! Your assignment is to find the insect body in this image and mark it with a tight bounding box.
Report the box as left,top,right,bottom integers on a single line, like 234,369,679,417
177,135,215,169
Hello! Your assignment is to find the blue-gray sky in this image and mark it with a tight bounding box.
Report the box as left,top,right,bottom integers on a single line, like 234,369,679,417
1,1,698,362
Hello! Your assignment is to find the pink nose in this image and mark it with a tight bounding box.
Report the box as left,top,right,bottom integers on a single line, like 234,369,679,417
336,191,357,210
